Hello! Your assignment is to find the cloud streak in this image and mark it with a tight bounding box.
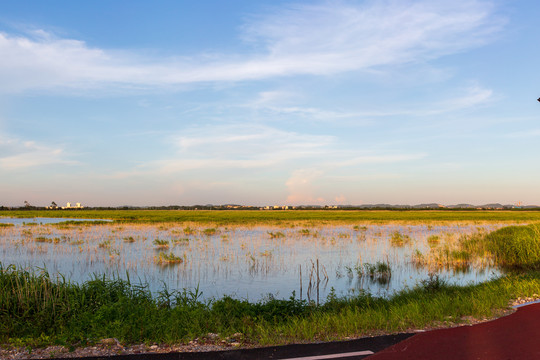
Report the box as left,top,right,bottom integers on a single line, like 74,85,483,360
0,0,503,93
0,134,76,169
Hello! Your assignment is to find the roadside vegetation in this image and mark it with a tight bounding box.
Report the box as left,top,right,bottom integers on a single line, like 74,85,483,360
3,214,540,352
1,263,540,350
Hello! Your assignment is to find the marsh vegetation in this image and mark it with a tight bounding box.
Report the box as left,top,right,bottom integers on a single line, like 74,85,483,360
0,219,506,301
3,211,540,351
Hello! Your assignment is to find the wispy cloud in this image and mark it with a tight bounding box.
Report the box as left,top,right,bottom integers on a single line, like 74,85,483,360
244,85,494,123
0,0,503,93
160,124,334,173
0,133,76,169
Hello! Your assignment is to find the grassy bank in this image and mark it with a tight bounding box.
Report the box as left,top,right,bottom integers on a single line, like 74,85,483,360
4,209,540,225
1,264,540,349
3,223,540,351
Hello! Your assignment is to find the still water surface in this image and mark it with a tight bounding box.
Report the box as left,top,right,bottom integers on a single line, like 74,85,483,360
0,218,506,302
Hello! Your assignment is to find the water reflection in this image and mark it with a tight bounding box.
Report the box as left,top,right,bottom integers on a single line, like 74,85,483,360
0,220,506,302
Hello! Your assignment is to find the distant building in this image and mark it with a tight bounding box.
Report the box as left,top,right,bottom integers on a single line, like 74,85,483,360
62,202,84,209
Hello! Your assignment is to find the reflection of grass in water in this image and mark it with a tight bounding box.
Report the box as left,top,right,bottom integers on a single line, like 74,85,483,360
354,261,392,284
173,238,190,245
123,236,136,243
390,231,411,247
268,231,285,239
183,227,196,235
203,228,217,236
427,235,440,247
98,240,111,248
4,264,540,349
34,236,52,243
153,239,170,248
0,219,509,306
155,251,183,265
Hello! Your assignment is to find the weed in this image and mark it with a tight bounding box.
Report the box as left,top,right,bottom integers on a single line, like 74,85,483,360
202,228,217,236
153,239,170,248
155,252,183,265
390,231,411,247
268,231,285,239
427,235,440,247
98,240,111,248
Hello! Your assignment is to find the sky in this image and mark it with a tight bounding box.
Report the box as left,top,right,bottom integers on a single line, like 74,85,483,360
1,0,540,207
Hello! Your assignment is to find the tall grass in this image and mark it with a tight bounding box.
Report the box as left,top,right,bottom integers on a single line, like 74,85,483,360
481,224,540,268
3,263,540,348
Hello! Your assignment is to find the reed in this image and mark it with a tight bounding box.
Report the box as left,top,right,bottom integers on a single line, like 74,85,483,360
481,224,540,268
3,264,540,349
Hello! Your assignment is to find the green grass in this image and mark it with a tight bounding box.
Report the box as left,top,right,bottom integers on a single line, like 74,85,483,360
479,224,540,268
155,252,183,265
4,218,540,351
2,263,540,349
152,239,170,248
3,209,540,225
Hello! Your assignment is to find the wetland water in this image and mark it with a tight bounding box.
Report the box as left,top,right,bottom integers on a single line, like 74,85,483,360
0,219,507,302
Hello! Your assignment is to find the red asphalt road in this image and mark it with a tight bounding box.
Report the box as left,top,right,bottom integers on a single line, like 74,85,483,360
368,303,540,360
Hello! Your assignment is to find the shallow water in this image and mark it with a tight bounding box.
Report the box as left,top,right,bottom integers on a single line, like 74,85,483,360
0,220,507,302
0,217,110,226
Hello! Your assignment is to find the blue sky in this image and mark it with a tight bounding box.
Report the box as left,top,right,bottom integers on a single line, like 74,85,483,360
1,0,540,207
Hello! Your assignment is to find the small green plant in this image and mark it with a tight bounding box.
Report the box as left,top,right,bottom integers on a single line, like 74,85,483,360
183,227,196,235
173,238,190,245
427,235,440,247
155,252,183,265
299,229,311,236
203,228,217,236
420,273,447,293
123,236,136,243
153,239,170,248
390,231,411,247
98,240,111,248
34,236,52,243
268,231,285,239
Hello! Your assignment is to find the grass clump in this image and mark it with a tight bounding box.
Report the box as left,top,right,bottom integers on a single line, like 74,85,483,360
427,235,440,247
358,262,392,284
153,239,170,248
202,228,218,236
390,231,411,247
268,231,285,239
155,252,183,265
482,224,540,268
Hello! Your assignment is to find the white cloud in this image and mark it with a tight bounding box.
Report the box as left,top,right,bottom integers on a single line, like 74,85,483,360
0,0,503,93
0,134,76,169
161,124,334,173
244,84,494,124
